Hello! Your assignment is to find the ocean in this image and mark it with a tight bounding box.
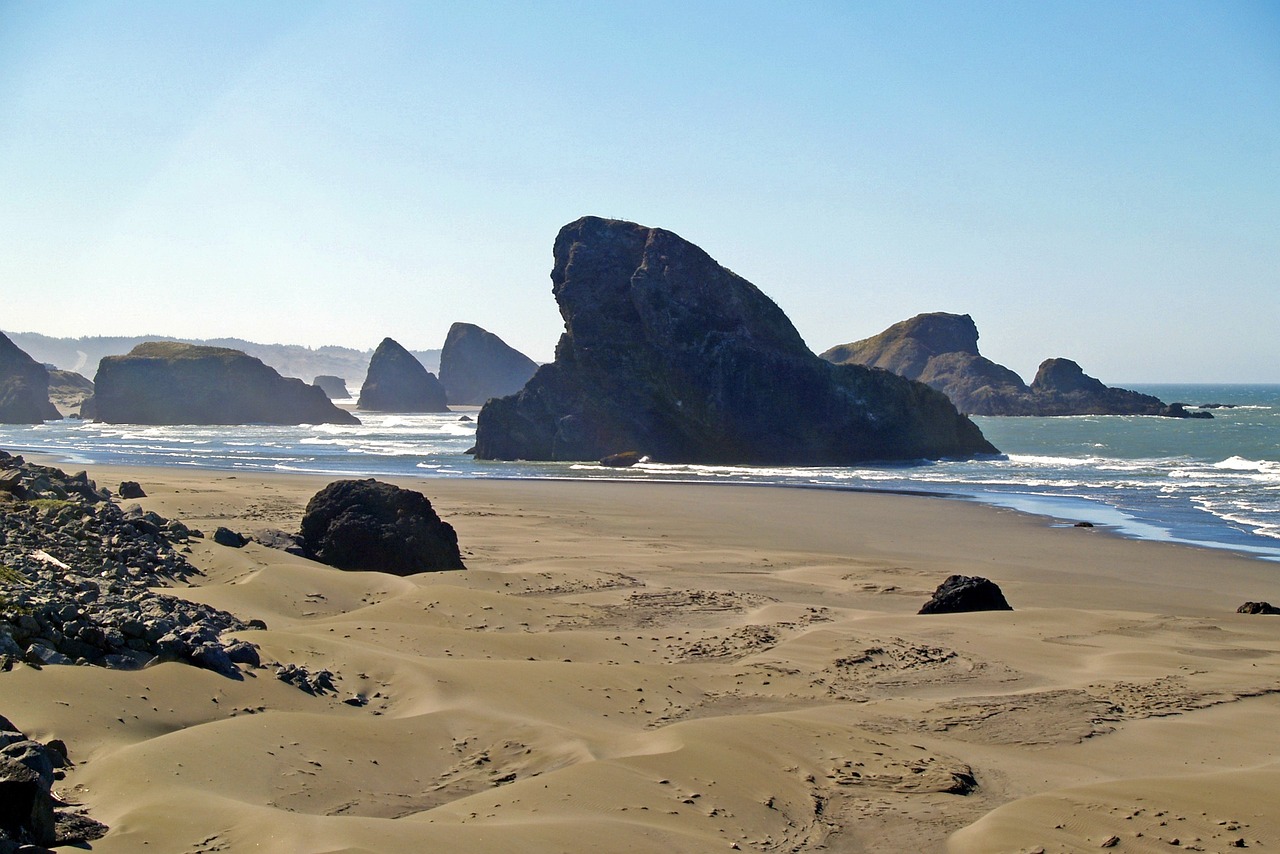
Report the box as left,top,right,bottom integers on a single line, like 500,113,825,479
2,383,1277,561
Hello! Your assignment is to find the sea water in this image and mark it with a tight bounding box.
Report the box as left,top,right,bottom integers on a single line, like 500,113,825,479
1,384,1277,561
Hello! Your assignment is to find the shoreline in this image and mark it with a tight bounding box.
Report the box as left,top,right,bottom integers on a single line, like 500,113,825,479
16,443,1280,565
4,457,1280,850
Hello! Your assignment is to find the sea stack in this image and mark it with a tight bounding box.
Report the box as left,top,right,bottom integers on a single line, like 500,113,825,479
312,375,351,400
438,322,538,405
0,331,63,423
84,342,359,425
473,217,996,464
357,338,448,412
822,312,1209,418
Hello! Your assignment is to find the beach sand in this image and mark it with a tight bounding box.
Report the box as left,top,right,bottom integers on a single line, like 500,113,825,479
5,462,1280,853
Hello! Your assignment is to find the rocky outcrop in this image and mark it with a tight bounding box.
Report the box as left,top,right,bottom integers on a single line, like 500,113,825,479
84,342,359,425
474,218,996,464
918,575,1013,614
0,450,261,677
822,313,1210,418
1237,601,1280,615
312,375,350,399
439,322,538,405
0,716,107,849
298,479,464,575
0,332,60,423
356,338,448,412
1027,358,1207,417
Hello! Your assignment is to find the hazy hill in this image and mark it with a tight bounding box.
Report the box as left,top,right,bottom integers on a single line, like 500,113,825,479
4,331,441,390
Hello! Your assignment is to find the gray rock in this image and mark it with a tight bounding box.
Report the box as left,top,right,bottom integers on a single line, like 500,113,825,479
117,481,146,499
474,218,995,464
0,332,60,424
918,575,1013,615
357,338,447,412
312,375,350,399
212,527,248,548
438,322,537,405
87,341,360,426
299,479,464,575
823,313,1212,419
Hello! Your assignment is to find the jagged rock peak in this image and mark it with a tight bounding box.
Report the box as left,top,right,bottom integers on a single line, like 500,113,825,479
439,322,538,405
473,216,996,464
84,341,359,426
0,330,61,423
824,314,1211,420
357,337,448,412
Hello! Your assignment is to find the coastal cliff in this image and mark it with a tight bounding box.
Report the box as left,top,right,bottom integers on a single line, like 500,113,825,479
84,342,359,425
474,217,996,463
0,332,61,423
822,312,1208,418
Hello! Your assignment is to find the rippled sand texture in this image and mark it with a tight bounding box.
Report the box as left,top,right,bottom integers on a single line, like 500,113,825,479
5,468,1280,852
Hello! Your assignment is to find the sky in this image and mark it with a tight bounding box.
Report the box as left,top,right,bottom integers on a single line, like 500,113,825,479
1,1,1277,383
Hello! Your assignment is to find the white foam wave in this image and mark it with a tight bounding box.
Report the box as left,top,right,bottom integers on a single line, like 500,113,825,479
1213,455,1280,474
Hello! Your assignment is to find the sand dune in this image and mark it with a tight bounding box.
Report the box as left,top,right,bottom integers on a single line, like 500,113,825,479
4,466,1279,852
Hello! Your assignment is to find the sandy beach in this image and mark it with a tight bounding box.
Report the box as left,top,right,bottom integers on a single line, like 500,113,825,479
5,461,1280,853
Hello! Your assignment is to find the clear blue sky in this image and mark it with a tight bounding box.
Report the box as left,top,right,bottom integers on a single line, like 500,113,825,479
2,0,1276,382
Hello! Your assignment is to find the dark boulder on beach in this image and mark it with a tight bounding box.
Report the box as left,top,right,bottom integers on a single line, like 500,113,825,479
299,479,464,575
1237,601,1280,615
117,481,146,499
0,717,107,849
439,322,538,405
473,217,996,464
312,375,350,399
84,342,359,426
918,575,1013,614
0,332,60,423
357,338,448,412
822,312,1211,419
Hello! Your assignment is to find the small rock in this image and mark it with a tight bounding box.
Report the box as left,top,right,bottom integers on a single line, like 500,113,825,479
212,527,248,548
117,481,146,499
918,575,1013,614
1236,601,1280,615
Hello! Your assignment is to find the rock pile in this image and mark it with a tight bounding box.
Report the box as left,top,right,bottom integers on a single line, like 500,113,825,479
0,714,106,850
0,450,259,677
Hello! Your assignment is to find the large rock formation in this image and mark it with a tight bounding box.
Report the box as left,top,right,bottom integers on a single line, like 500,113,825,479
357,338,448,412
439,322,538,405
83,342,359,425
312,375,350,399
0,332,60,423
473,217,996,464
298,479,464,575
822,313,1209,418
